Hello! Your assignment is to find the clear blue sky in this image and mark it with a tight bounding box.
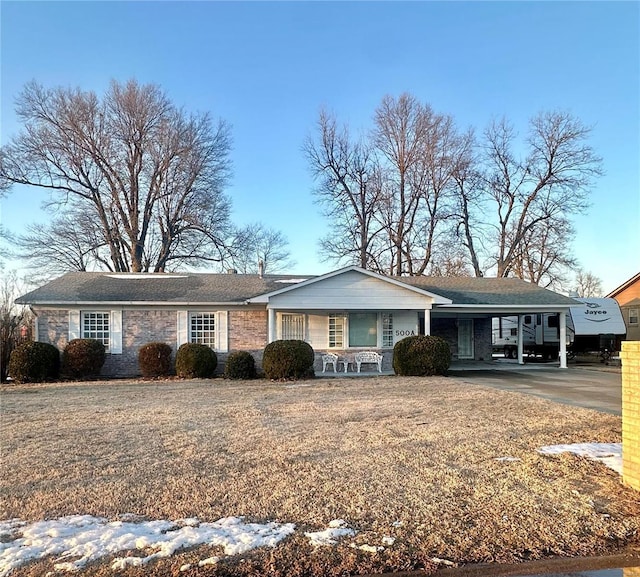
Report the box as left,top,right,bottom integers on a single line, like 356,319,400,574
1,1,638,294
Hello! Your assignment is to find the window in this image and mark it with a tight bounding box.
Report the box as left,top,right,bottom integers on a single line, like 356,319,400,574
190,313,216,347
382,313,393,348
82,312,110,347
524,315,532,324
510,328,518,337
547,315,559,328
329,314,345,348
630,309,639,325
349,313,377,347
282,313,304,340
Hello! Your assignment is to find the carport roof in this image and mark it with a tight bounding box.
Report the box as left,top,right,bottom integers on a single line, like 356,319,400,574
400,276,578,306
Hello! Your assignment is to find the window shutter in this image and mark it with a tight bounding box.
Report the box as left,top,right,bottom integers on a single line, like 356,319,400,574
69,310,80,341
110,310,123,354
217,311,228,352
177,311,189,347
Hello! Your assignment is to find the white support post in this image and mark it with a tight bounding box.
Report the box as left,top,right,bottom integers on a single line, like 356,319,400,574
268,308,276,343
517,314,525,365
424,309,431,336
559,310,567,369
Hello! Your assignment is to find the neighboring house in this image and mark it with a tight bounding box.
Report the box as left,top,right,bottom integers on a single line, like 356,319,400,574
607,272,640,341
15,266,579,376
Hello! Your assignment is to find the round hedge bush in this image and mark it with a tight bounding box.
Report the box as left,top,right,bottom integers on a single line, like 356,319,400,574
224,351,257,380
8,341,60,383
262,339,315,380
62,338,106,379
138,342,173,377
175,343,217,378
393,335,451,376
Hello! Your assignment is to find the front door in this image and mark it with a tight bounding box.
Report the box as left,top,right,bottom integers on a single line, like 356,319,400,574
458,319,474,359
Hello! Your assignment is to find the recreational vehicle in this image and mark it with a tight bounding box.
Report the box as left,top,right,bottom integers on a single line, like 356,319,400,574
492,297,626,360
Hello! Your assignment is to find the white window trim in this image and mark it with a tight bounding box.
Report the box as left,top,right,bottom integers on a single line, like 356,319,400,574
629,308,639,325
69,310,122,354
177,310,228,352
277,312,306,341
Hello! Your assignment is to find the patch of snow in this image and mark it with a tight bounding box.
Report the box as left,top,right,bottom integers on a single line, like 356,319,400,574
381,536,395,546
392,520,403,528
538,443,622,474
305,520,356,547
431,557,456,566
0,515,294,576
496,456,521,462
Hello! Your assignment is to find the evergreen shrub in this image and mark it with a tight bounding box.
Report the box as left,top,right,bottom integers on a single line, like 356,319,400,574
8,341,60,383
262,339,315,380
393,335,451,376
175,343,217,378
62,338,106,379
138,342,173,377
224,351,257,380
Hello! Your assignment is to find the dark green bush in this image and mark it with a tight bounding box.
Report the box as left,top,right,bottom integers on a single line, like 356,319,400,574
8,341,60,383
175,343,217,378
224,351,257,380
62,338,106,379
393,335,451,376
262,340,315,380
138,342,173,377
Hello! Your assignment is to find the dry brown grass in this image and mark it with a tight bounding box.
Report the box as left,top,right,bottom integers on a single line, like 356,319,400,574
1,375,639,576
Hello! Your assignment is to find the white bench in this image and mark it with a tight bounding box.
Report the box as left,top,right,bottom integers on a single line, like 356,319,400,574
322,353,339,372
354,351,383,373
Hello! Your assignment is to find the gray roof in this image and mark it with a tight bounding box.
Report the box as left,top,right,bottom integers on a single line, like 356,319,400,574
15,271,316,305
16,269,577,307
399,276,578,306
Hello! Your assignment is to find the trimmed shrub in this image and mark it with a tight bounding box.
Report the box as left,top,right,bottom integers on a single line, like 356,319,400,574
138,342,173,377
262,340,315,380
175,343,217,378
224,351,257,380
62,338,106,379
8,341,60,383
393,335,451,376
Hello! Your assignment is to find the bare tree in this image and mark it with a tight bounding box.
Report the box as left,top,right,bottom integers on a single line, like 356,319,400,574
0,79,234,272
304,110,384,269
228,224,293,274
1,271,33,381
508,217,578,289
574,269,604,297
480,112,602,278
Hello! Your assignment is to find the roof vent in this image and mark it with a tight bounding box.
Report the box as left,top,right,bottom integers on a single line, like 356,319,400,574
227,268,238,274
258,259,264,279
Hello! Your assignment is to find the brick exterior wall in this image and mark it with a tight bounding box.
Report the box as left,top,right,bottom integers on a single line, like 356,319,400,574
431,317,492,362
34,309,69,350
228,309,268,350
622,341,640,490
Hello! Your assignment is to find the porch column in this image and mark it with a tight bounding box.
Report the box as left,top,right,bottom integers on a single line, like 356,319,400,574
424,309,431,335
517,314,525,365
559,310,568,369
268,308,276,343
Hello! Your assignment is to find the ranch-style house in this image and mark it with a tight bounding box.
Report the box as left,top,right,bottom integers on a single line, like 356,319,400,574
15,266,579,376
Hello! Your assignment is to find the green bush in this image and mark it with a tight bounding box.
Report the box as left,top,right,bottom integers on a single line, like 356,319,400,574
62,338,106,379
262,340,315,380
175,343,217,378
138,342,173,377
224,351,257,380
8,341,60,383
393,335,451,376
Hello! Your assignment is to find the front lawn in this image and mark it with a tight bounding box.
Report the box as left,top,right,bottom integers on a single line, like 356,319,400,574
1,376,638,576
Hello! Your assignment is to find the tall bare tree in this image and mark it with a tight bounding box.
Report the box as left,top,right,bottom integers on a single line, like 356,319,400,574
304,110,384,269
0,79,235,272
480,112,602,278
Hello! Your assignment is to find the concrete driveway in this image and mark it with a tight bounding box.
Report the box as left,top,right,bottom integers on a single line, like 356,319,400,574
449,362,622,415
